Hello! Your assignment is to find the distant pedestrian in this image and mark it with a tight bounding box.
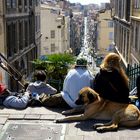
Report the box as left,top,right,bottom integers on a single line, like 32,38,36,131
39,57,94,108
93,53,130,103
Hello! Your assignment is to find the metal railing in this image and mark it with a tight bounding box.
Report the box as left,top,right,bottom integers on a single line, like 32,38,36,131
126,64,140,91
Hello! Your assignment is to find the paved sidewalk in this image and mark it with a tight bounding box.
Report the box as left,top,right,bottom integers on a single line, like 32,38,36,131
0,106,140,140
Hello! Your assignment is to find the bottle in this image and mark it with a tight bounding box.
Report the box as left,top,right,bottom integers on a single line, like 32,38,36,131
32,92,39,100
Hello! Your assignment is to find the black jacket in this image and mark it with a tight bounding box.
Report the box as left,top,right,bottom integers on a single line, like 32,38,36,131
93,69,130,103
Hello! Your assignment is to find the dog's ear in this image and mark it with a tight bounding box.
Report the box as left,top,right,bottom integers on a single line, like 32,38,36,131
87,91,95,103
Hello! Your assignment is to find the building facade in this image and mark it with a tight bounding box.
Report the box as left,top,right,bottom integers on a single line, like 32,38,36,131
111,0,140,66
115,0,131,67
130,0,140,64
70,12,84,56
41,4,70,55
97,10,114,57
0,0,41,91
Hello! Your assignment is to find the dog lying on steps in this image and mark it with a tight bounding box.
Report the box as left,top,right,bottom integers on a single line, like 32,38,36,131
55,87,140,132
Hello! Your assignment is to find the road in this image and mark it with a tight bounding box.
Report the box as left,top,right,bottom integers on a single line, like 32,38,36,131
78,17,99,75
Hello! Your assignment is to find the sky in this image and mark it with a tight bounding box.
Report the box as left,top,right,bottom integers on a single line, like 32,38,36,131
68,0,110,5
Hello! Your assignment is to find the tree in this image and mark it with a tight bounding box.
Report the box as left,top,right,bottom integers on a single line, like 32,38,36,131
32,53,76,91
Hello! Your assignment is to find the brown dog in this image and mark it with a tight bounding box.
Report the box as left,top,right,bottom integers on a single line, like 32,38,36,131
55,87,140,132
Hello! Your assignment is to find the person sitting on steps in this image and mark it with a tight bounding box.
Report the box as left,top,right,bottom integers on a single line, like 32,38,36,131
26,70,57,96
0,82,30,109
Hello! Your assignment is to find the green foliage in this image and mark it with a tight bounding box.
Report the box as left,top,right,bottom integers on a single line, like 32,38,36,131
32,53,76,91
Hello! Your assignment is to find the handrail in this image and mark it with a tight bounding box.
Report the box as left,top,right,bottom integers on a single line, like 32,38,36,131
0,53,25,88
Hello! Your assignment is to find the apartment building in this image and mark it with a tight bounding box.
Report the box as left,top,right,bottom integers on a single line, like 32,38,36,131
0,0,41,91
41,4,70,55
130,0,140,64
70,12,84,56
97,10,114,57
111,0,131,68
111,0,140,66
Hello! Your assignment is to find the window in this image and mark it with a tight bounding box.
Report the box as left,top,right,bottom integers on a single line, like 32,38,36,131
118,0,122,17
38,15,40,31
24,0,28,11
35,16,37,32
24,0,27,6
29,18,33,44
132,21,140,55
36,0,39,6
25,20,29,47
12,23,18,54
12,0,16,8
50,30,55,38
6,0,17,9
35,15,40,32
134,0,140,9
135,23,139,52
29,0,32,6
108,21,114,28
109,32,114,40
6,24,12,57
126,0,131,21
18,0,22,12
18,0,22,5
19,21,23,50
107,44,114,51
6,0,11,8
51,44,55,52
126,31,129,62
6,22,18,57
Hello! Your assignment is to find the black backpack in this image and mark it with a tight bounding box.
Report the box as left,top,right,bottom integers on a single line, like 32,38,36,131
0,93,9,105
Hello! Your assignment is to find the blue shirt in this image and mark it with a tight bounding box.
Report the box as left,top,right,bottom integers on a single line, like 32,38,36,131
61,68,94,108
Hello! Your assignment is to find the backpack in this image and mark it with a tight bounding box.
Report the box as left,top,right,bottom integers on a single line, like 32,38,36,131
28,99,42,107
0,92,9,105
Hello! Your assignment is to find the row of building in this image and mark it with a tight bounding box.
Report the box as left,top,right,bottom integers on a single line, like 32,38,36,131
87,0,140,69
0,0,41,90
85,3,114,66
0,0,86,90
1,0,139,90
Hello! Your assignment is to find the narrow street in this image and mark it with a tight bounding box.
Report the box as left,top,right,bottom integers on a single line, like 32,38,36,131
78,17,99,75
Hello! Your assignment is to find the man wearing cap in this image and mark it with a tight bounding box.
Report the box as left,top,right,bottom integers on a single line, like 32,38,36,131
39,57,94,109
